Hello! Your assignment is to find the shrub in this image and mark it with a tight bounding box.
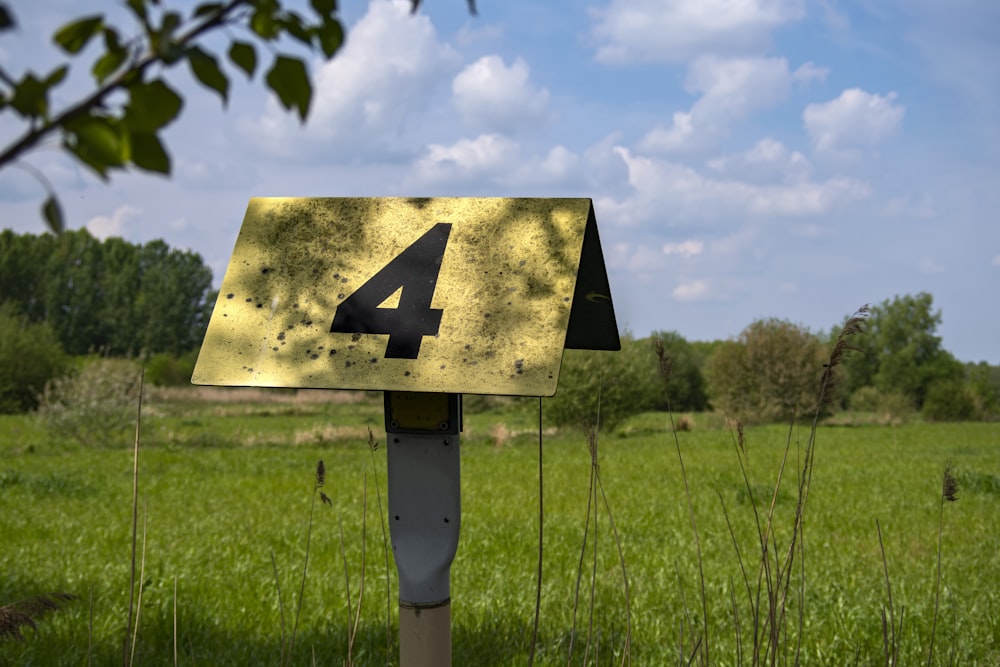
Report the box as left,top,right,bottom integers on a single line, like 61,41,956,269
36,358,143,447
144,349,198,386
650,331,709,412
707,318,828,424
0,303,69,414
545,336,663,432
922,380,977,422
849,386,916,425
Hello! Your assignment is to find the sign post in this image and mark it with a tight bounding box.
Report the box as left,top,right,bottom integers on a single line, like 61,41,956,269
193,197,619,664
384,391,461,666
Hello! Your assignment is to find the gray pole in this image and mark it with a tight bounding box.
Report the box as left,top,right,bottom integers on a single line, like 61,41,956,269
386,393,462,666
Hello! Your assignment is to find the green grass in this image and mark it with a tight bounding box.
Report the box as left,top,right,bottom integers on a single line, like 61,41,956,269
2,391,999,665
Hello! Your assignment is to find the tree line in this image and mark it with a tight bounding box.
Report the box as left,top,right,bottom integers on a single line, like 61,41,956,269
549,294,1000,428
0,228,213,357
2,230,997,423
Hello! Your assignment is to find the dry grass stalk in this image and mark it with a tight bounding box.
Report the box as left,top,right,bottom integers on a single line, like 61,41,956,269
528,398,544,667
366,427,392,661
655,341,710,666
353,477,370,664
173,576,178,667
768,306,869,662
292,461,327,664
271,552,288,664
123,369,144,667
928,462,959,666
876,518,902,667
129,507,149,667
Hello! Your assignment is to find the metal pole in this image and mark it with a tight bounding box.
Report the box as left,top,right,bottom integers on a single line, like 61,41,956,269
385,392,462,666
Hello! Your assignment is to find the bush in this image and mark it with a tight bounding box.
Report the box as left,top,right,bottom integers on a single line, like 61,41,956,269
545,336,663,432
0,303,68,414
848,386,916,425
707,318,828,424
144,349,198,386
36,357,143,447
650,331,709,412
922,380,977,422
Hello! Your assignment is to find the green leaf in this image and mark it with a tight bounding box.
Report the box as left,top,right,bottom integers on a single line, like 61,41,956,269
152,11,184,62
0,3,16,32
125,79,183,132
10,74,47,118
53,15,104,54
124,0,149,25
42,195,64,235
93,48,128,84
186,46,229,106
278,12,312,46
160,11,182,37
265,55,311,122
250,7,279,39
310,0,337,15
228,41,257,79
65,115,127,178
129,132,171,174
315,18,343,58
192,2,223,18
103,25,122,51
44,65,69,88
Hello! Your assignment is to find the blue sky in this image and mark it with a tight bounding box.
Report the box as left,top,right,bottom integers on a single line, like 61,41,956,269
2,0,998,363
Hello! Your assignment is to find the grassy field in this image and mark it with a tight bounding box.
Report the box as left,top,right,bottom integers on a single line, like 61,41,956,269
2,388,999,665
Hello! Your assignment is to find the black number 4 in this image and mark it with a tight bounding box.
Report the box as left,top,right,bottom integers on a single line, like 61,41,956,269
330,223,452,359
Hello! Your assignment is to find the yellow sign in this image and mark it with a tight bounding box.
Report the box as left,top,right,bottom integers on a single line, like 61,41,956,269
192,198,618,396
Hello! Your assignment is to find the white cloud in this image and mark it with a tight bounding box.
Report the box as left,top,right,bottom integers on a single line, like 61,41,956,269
707,138,811,184
592,0,805,63
87,205,142,240
410,134,521,187
663,239,704,256
530,145,580,183
991,254,1000,267
917,258,944,274
242,0,460,158
791,61,828,84
601,147,870,227
452,55,550,132
612,243,670,273
408,137,623,193
881,194,935,219
672,279,711,301
639,56,799,153
804,88,905,152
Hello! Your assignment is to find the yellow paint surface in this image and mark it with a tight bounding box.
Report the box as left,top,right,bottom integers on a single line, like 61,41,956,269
193,197,597,396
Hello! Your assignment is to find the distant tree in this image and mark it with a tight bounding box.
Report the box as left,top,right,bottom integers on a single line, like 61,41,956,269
841,293,963,410
965,361,1000,420
650,330,709,412
707,318,827,424
42,229,106,354
922,379,977,422
0,229,213,355
545,336,664,432
0,302,68,413
134,239,214,354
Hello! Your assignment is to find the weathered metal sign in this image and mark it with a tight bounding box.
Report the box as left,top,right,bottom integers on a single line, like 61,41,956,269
192,197,618,396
